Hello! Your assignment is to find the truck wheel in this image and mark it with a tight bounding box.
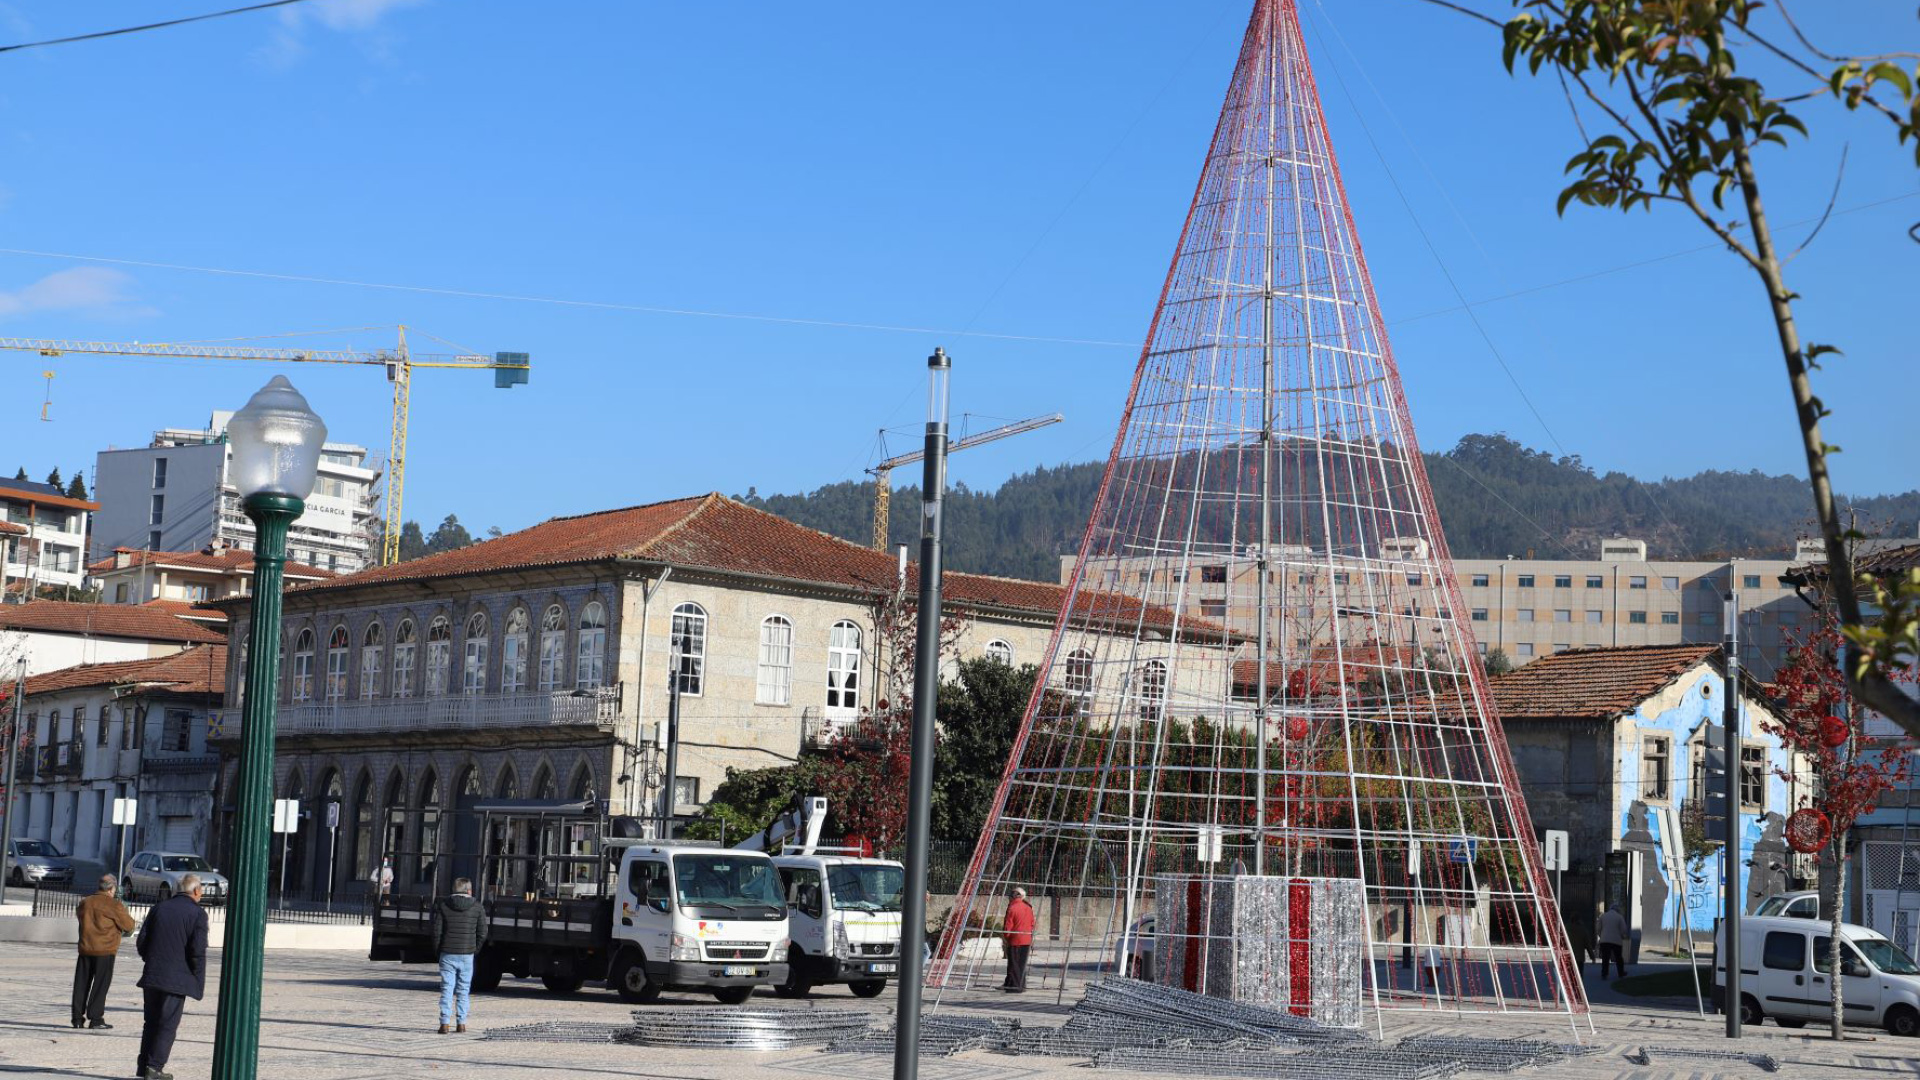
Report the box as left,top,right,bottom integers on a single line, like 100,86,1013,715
1886,1004,1920,1038
711,986,754,1005
1775,1018,1807,1029
610,952,659,1004
473,955,504,993
1739,995,1765,1028
773,949,813,999
848,981,886,999
541,972,585,996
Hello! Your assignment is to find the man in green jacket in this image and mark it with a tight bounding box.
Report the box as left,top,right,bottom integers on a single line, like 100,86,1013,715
73,873,135,1029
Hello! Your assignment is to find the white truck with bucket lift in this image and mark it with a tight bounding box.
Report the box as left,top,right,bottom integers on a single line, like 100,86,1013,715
741,797,907,998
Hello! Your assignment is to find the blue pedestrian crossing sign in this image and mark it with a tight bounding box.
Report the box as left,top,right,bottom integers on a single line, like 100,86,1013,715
1449,837,1478,864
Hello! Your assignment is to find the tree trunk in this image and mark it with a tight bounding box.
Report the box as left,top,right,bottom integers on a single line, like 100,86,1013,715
1726,136,1920,740
1829,833,1848,1040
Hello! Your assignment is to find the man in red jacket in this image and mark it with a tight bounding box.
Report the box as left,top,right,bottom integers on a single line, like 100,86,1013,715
1002,887,1035,993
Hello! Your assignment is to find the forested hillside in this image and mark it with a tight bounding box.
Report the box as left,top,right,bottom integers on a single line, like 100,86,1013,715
739,434,1919,583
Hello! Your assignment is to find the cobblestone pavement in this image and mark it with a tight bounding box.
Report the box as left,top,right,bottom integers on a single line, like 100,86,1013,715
0,942,1915,1079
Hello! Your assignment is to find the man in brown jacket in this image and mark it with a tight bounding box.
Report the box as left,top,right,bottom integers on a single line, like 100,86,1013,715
73,873,136,1029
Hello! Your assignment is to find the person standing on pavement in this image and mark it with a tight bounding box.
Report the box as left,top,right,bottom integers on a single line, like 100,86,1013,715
135,873,207,1080
73,873,135,1030
1002,887,1035,993
1596,902,1630,980
374,858,394,902
431,876,487,1034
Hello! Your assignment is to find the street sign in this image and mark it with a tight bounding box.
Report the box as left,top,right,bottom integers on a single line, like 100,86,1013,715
272,799,300,834
1449,837,1478,865
1196,824,1224,864
111,798,137,826
1541,830,1569,872
1408,842,1422,879
324,801,340,830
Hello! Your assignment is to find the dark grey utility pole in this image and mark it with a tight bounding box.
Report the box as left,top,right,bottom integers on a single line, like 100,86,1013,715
892,348,950,1080
662,648,683,840
1,659,23,890
1724,589,1743,1038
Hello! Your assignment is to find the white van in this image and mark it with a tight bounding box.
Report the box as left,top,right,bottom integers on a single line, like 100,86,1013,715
771,853,905,998
1753,891,1822,919
607,843,790,1004
1715,915,1920,1036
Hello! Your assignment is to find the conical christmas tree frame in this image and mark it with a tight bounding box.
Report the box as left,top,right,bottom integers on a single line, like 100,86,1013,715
936,0,1584,1020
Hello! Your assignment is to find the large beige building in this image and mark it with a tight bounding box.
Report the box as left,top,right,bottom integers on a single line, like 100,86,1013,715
1063,536,1826,680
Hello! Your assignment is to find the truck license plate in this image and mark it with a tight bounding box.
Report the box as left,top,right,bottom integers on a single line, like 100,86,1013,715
723,965,756,977
869,963,897,974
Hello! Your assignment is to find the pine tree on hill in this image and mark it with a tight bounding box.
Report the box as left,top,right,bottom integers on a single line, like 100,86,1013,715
66,471,88,501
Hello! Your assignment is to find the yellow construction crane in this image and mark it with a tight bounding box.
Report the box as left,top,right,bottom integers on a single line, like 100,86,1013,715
867,412,1063,549
1,327,528,565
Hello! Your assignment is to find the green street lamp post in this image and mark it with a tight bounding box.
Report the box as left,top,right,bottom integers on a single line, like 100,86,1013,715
211,376,327,1080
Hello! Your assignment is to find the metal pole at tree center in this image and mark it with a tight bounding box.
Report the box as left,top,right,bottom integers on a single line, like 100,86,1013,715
892,348,950,1080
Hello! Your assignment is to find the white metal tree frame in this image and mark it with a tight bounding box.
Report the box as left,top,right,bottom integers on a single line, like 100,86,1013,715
935,0,1584,1023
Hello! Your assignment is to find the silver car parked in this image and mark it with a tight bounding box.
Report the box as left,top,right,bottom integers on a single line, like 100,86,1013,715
124,851,228,905
6,838,76,890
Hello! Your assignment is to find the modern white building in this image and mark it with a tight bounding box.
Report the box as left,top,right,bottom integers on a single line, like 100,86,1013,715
0,478,97,597
94,412,381,573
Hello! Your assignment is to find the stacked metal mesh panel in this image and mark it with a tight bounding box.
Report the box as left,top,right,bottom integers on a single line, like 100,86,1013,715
824,1015,1019,1056
481,1021,628,1043
620,1007,872,1050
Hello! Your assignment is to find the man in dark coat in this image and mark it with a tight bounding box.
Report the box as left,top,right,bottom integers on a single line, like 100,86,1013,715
73,873,136,1029
135,874,208,1080
431,876,487,1034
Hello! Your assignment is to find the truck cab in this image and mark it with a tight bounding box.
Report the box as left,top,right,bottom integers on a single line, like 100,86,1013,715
607,843,790,1005
772,853,905,998
1716,914,1920,1036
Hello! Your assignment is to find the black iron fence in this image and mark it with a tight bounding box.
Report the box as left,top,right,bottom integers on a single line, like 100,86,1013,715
15,882,373,926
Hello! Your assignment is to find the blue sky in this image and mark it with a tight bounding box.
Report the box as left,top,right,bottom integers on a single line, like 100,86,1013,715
0,0,1912,536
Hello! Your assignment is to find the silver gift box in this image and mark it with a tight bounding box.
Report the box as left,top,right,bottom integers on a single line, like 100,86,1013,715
1154,874,1364,1027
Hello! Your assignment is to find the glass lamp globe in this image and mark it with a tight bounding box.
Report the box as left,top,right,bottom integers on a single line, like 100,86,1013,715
227,375,327,501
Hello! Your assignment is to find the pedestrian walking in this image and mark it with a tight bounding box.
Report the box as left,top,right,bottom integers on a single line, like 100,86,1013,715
1596,903,1630,980
73,873,135,1030
374,858,394,901
431,876,487,1034
1001,887,1035,993
135,873,208,1080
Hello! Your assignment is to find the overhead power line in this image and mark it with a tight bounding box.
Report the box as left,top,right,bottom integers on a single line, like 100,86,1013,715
0,0,312,55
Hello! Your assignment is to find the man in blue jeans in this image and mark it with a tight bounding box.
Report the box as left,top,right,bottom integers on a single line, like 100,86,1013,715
431,877,487,1034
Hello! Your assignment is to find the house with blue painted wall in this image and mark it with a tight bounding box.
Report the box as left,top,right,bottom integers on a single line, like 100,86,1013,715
1492,644,1814,950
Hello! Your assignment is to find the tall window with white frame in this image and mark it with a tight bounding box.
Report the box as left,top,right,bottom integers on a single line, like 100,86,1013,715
425,615,451,696
326,626,350,702
757,615,793,706
1063,649,1096,702
501,606,529,694
463,611,490,695
291,628,315,703
391,620,416,699
669,603,707,696
984,639,1015,666
1642,734,1671,802
825,620,862,719
576,601,606,689
1136,660,1167,721
538,604,567,692
360,622,383,700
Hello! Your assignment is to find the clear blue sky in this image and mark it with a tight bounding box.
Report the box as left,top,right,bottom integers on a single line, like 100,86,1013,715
0,0,1912,537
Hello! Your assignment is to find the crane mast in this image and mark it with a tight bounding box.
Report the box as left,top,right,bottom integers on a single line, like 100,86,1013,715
0,328,528,566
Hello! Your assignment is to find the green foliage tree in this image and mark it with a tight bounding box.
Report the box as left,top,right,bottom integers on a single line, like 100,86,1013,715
1483,647,1515,676
425,514,474,555
1486,0,1920,738
44,468,61,491
932,658,1041,844
65,470,87,501
395,521,429,562
12,467,25,482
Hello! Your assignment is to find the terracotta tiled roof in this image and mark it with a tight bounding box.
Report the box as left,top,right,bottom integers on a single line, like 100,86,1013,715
88,547,335,580
0,521,24,536
1230,647,1422,688
0,600,226,644
1486,644,1718,721
0,481,99,511
139,598,230,624
24,644,226,697
283,493,1203,633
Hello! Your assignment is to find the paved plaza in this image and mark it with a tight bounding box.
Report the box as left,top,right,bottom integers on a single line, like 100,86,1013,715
0,942,1914,1079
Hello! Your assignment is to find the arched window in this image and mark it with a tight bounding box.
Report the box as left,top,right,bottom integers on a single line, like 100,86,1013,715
325,625,351,701
351,773,375,882
496,765,519,800
1136,660,1167,721
757,615,793,705
425,615,452,696
985,639,1015,666
532,764,556,801
292,628,315,702
96,704,110,747
462,611,489,695
568,763,593,802
670,603,706,696
1063,649,1096,700
391,620,417,699
501,606,529,694
576,601,607,689
417,769,442,884
538,604,567,692
826,620,862,716
360,622,384,700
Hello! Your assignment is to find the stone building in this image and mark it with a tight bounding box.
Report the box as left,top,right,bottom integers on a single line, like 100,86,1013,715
88,545,335,628
1491,643,1810,946
6,645,226,871
212,493,1157,898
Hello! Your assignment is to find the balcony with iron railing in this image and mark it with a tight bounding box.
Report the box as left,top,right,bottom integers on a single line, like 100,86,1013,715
227,683,624,738
143,754,220,775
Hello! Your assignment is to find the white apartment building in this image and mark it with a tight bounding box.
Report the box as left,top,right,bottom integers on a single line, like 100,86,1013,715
94,412,380,573
0,478,97,596
88,545,335,627
1062,536,1827,680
